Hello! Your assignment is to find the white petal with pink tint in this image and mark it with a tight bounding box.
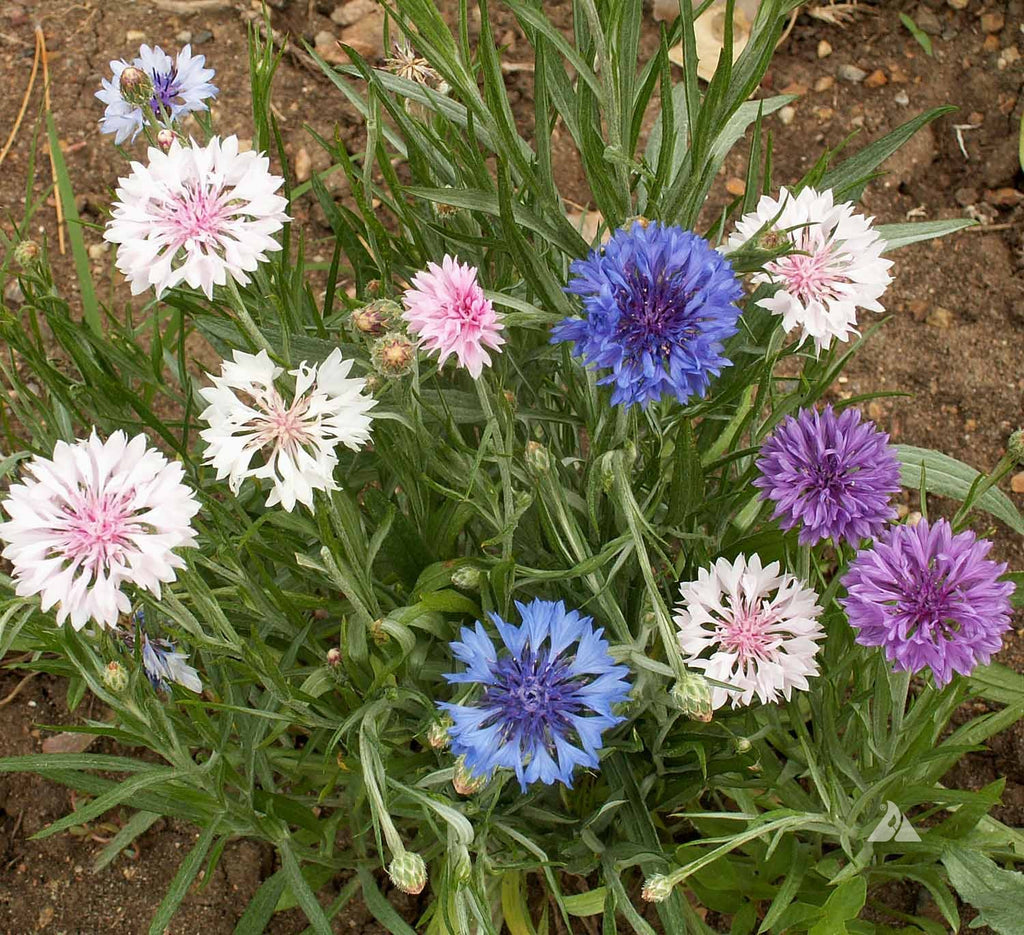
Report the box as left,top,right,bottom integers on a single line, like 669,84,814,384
0,432,200,630
104,135,290,299
674,554,824,709
198,348,376,512
725,187,893,354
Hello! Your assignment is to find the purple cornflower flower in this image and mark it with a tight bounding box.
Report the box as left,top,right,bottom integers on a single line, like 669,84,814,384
841,518,1015,685
551,222,743,409
439,599,631,791
754,405,901,546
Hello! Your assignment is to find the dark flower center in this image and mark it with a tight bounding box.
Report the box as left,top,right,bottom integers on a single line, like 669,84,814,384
614,267,699,363
484,648,584,749
896,566,961,641
804,451,852,504
150,69,181,115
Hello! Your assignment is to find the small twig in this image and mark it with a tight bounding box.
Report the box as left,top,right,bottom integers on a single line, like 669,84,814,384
149,0,235,12
38,26,65,255
0,26,41,171
952,123,981,161
967,221,1024,233
0,671,40,709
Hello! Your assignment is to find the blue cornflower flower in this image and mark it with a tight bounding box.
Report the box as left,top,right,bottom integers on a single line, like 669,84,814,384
96,45,217,145
551,222,743,409
439,599,631,791
141,633,202,693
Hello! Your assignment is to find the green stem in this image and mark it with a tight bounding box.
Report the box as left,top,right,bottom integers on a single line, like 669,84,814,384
951,452,1017,531
476,378,514,562
224,278,275,356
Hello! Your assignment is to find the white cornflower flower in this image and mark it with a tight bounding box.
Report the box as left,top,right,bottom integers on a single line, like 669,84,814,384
0,432,200,630
104,135,290,299
96,44,218,145
198,348,376,512
674,554,825,710
725,187,893,354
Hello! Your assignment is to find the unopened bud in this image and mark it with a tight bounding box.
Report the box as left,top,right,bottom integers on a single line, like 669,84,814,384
13,240,40,268
449,844,472,884
452,756,486,796
641,873,673,903
450,564,481,591
103,660,129,693
388,851,427,895
734,736,752,754
670,671,713,723
313,607,329,621
524,440,552,475
373,332,416,377
351,299,399,336
426,717,451,750
363,374,381,394
1008,428,1024,465
119,66,154,107
156,128,178,152
326,647,342,668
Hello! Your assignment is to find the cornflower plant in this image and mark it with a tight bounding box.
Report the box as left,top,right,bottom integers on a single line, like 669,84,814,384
1,1,1023,933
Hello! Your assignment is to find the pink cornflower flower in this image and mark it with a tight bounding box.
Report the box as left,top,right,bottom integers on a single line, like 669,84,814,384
401,255,505,379
674,554,825,709
104,135,289,299
0,432,200,630
725,187,893,354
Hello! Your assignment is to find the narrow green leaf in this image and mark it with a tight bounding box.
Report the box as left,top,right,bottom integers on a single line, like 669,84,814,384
149,820,223,935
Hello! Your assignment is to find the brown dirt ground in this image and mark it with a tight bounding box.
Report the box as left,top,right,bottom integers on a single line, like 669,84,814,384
0,0,1022,931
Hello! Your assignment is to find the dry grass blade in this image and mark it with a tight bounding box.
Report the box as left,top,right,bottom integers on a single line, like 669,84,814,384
0,27,41,171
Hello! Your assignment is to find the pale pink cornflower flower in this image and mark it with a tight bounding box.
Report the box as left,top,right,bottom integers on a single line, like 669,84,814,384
725,187,893,354
198,348,376,512
401,255,505,379
0,432,200,630
104,135,289,299
674,554,825,710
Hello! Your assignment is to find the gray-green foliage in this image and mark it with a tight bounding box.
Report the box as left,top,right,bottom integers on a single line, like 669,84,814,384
0,1,1020,933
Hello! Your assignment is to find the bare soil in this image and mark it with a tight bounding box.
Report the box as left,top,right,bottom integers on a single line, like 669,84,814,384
0,0,1022,931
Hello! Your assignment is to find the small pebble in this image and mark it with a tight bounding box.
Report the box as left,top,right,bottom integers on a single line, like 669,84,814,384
968,110,985,124
947,0,968,8
1011,472,1024,494
814,75,835,92
955,186,979,206
725,177,746,197
913,7,942,35
864,68,888,88
294,147,312,183
778,105,796,126
894,90,910,106
193,28,214,45
926,306,954,328
980,11,1005,33
87,243,108,260
985,187,1024,207
3,281,24,307
176,30,192,44
818,39,833,59
838,64,867,83
983,33,1000,51
126,29,145,42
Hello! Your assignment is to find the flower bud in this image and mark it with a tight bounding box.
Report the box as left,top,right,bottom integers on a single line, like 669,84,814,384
351,299,399,336
524,440,552,475
450,564,481,591
1008,428,1024,465
326,647,342,668
156,128,178,152
733,736,752,754
641,873,673,903
452,756,486,796
103,660,129,693
388,851,427,895
670,671,713,722
119,66,154,107
13,240,40,268
372,332,416,377
449,844,472,884
426,716,451,750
